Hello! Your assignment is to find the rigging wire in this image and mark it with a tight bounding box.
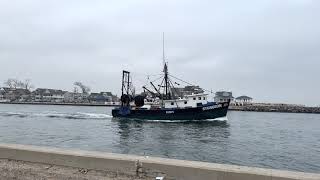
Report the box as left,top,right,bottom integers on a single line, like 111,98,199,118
130,72,163,88
131,72,163,78
168,78,180,108
169,74,213,94
131,73,163,88
169,74,194,86
157,78,165,94
151,75,164,83
142,75,164,88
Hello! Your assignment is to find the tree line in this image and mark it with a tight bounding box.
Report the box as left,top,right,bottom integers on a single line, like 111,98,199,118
4,79,34,90
3,79,91,94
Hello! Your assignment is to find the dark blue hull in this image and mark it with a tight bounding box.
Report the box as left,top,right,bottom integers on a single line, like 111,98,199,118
112,102,229,120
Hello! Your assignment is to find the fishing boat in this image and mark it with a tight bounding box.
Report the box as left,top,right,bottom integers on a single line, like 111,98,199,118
112,37,230,121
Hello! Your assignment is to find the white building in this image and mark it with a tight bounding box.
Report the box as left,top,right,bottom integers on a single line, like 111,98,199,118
235,96,253,106
214,91,234,103
33,88,66,102
64,92,89,103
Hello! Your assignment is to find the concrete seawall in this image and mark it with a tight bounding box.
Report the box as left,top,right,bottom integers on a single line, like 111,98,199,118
0,143,319,180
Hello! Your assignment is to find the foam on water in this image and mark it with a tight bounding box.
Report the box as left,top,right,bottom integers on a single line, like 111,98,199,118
0,112,28,118
0,111,112,119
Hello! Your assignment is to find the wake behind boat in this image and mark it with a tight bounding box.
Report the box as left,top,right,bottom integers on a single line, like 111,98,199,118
112,36,229,121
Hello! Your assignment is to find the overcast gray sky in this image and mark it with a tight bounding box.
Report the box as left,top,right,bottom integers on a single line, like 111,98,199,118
0,0,319,106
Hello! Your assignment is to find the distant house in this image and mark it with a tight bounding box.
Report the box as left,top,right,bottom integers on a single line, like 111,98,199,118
63,92,89,103
1,87,31,102
87,92,119,103
100,91,119,102
63,92,75,103
235,96,253,106
0,88,8,102
214,91,234,103
88,93,107,103
171,85,204,98
32,88,66,102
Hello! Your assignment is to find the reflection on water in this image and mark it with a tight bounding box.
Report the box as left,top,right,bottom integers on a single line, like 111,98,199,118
115,119,230,160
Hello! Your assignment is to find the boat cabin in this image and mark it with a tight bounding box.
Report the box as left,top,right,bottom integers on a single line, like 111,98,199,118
164,93,209,109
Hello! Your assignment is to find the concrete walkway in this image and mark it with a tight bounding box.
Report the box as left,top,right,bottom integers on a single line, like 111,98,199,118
0,159,156,180
0,143,319,180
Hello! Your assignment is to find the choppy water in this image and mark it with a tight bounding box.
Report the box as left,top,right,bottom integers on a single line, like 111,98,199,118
0,104,319,173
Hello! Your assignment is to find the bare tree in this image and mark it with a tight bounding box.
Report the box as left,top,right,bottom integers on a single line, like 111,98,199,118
4,78,34,90
17,81,24,89
12,79,20,89
74,82,91,94
4,79,15,88
4,78,19,89
22,79,34,90
73,86,79,93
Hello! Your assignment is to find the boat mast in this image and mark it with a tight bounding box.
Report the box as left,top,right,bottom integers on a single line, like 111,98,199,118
163,32,170,100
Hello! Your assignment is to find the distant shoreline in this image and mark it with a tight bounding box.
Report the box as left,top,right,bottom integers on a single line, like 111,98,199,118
0,102,119,107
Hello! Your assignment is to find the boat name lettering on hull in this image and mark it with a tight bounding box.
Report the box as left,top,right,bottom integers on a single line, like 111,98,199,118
166,111,174,114
202,104,222,111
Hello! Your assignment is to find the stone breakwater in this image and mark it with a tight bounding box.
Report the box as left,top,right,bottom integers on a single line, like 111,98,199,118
229,104,320,114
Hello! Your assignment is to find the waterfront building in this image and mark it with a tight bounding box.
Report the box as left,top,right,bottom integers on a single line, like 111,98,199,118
214,91,234,103
1,87,31,102
63,92,76,103
235,95,253,106
100,91,119,102
87,92,119,104
0,88,7,102
63,92,89,103
33,88,66,102
88,93,107,103
100,92,113,102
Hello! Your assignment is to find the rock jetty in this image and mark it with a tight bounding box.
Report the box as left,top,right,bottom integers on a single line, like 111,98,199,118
229,103,320,114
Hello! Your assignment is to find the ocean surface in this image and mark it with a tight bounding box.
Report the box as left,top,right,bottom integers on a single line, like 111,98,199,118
0,104,319,173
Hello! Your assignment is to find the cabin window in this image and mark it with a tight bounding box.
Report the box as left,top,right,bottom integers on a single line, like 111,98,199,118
171,102,174,105
198,97,201,100
184,101,187,104
203,97,206,100
193,97,196,100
